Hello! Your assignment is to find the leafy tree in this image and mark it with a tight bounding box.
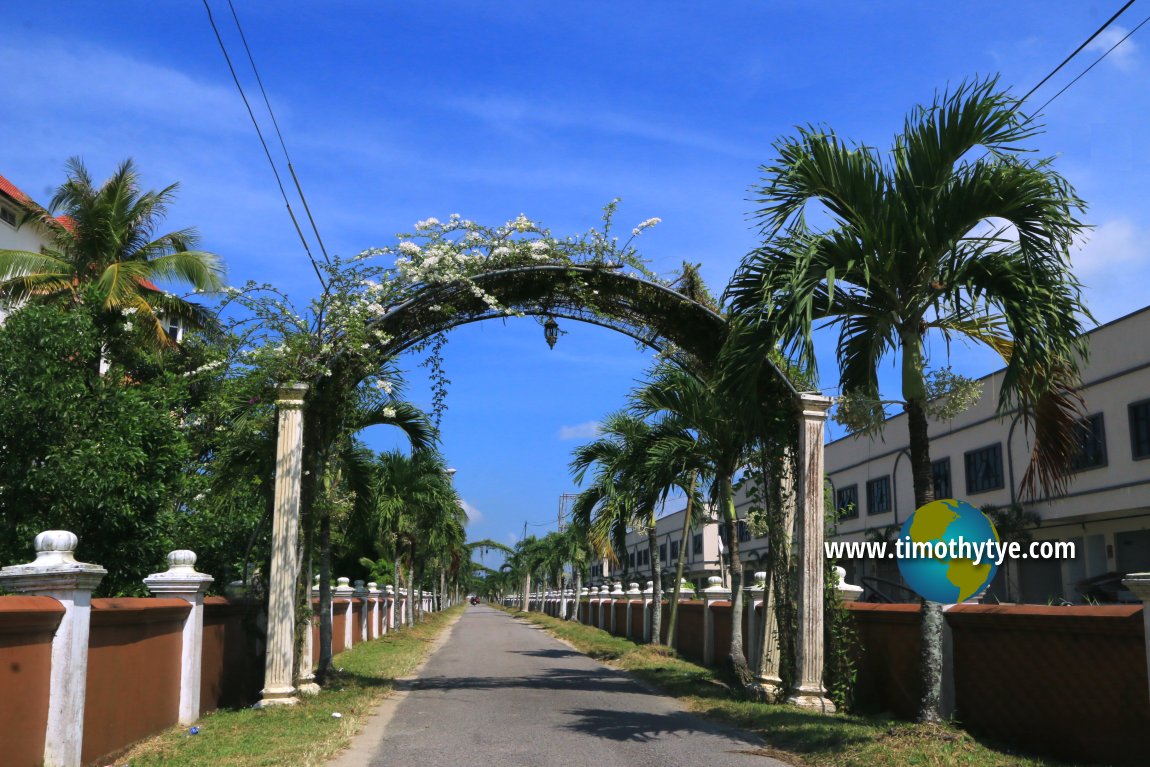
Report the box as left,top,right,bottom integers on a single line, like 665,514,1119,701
0,306,191,594
725,77,1090,720
0,158,225,350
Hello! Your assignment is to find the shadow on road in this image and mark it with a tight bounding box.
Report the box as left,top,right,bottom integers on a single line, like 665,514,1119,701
560,707,760,746
392,668,658,697
507,648,582,659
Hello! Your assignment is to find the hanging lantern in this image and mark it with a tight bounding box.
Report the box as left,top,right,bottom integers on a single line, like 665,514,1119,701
543,316,560,349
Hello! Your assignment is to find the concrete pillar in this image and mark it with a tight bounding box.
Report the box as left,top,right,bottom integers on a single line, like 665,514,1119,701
788,393,835,713
143,550,214,724
702,576,730,666
598,585,611,629
625,583,641,638
335,577,355,649
758,451,796,699
0,531,106,767
745,571,766,673
609,582,625,634
298,577,319,696
354,580,369,643
258,382,308,707
1123,573,1150,707
368,582,381,639
642,581,655,641
386,585,396,632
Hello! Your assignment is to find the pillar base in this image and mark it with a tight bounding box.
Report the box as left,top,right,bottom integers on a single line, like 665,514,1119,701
752,675,785,702
255,687,300,708
297,681,321,696
787,687,836,714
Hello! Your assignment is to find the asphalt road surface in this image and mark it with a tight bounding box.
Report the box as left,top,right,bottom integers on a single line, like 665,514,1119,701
364,604,789,766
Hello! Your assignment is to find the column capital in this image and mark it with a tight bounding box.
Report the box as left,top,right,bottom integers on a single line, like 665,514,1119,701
702,575,731,601
353,579,368,597
275,382,309,408
334,577,355,597
798,391,834,419
144,550,214,597
367,582,381,595
0,530,107,593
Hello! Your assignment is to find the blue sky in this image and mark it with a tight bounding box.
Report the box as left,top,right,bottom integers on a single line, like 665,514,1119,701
3,2,1148,556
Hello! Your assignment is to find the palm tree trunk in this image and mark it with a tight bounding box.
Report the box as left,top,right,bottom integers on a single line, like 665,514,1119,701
907,365,943,723
722,479,754,687
572,570,583,621
317,511,334,684
648,525,663,645
666,471,697,646
522,572,531,613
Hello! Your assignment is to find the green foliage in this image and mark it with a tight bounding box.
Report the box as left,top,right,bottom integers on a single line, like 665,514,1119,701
0,306,190,594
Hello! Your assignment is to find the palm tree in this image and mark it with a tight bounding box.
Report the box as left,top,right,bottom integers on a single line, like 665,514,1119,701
0,158,225,349
724,77,1090,720
631,363,762,685
571,411,687,645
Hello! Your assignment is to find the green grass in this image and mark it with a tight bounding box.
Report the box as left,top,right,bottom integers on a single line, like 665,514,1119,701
114,605,464,767
508,607,1081,767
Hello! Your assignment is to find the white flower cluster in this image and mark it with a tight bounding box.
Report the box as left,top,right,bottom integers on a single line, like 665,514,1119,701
632,217,662,236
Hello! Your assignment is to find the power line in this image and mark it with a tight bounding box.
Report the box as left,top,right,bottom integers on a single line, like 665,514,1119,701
225,0,332,266
1020,0,1138,103
1031,11,1150,114
200,0,328,292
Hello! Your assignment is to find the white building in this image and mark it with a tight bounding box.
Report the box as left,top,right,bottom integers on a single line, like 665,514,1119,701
826,306,1150,604
0,173,59,321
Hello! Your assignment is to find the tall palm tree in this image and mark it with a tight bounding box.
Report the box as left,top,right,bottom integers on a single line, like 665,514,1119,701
631,364,762,685
724,77,1090,720
0,158,225,348
571,411,688,645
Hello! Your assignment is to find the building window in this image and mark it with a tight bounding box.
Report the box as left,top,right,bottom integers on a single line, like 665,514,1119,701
693,533,703,556
1131,400,1150,460
932,458,952,499
1071,413,1108,471
965,443,1004,494
670,540,680,562
659,543,667,564
640,548,650,567
866,476,891,515
836,484,859,519
628,551,635,568
0,205,16,227
737,520,751,542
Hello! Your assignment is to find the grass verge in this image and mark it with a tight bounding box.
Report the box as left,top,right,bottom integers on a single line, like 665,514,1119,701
508,607,1079,767
114,605,464,767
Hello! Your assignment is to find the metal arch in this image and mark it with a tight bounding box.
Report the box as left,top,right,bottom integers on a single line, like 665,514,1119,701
364,264,798,394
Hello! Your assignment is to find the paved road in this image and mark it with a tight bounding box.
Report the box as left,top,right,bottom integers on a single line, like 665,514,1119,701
363,604,788,766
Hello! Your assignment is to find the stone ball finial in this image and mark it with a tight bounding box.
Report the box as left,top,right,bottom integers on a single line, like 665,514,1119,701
337,577,351,588
168,550,198,569
754,570,768,585
354,579,366,589
707,576,723,587
629,582,640,591
368,581,378,590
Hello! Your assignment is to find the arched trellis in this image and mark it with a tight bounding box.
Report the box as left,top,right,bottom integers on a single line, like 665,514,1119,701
257,264,836,712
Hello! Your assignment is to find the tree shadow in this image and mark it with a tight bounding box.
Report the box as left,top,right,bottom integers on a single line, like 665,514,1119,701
384,668,658,697
560,707,761,745
507,648,582,659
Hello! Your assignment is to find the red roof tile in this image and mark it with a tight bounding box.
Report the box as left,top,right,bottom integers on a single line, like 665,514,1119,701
0,173,32,205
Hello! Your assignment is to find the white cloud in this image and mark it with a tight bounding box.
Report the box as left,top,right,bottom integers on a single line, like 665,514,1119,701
558,421,601,440
461,499,483,525
1072,218,1150,323
1085,26,1140,72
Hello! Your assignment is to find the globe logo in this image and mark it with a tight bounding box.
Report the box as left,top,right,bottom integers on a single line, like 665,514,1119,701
896,499,1000,603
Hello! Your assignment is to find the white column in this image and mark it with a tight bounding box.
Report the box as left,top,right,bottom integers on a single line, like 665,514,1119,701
0,531,106,767
368,583,381,639
745,571,766,673
758,451,795,698
598,585,611,629
297,577,319,696
334,577,355,649
702,575,730,666
642,581,654,641
1122,573,1150,706
385,585,396,631
258,382,308,707
354,580,369,644
787,393,835,713
143,550,214,724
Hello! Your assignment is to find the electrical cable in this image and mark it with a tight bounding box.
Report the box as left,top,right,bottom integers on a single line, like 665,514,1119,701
1020,0,1138,103
1031,11,1150,114
201,0,328,291
225,0,332,265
